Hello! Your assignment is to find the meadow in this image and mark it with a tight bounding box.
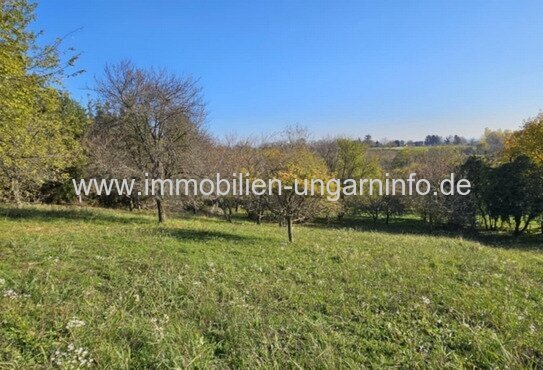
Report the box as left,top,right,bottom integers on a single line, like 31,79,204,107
0,205,542,368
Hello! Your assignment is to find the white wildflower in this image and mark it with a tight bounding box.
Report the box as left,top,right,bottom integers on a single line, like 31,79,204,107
150,314,170,339
51,343,94,368
421,296,431,305
66,318,86,330
3,289,19,299
0,278,5,285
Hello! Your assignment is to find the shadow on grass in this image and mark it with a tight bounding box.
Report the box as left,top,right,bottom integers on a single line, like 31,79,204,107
160,227,259,243
0,205,151,225
3,205,540,250
312,216,543,251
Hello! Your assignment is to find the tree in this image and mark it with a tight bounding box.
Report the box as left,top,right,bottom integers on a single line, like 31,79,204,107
504,115,543,234
0,0,85,204
424,135,442,146
478,128,511,159
362,134,374,146
453,135,467,145
311,138,338,172
411,148,469,227
487,156,543,236
264,145,336,242
349,194,405,224
390,149,413,169
91,61,206,222
505,113,543,164
460,156,493,229
38,95,89,204
332,138,380,219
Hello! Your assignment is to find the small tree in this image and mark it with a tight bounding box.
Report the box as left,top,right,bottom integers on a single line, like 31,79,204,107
264,145,335,242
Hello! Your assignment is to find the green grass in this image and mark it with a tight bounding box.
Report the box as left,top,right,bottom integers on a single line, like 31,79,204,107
0,205,542,368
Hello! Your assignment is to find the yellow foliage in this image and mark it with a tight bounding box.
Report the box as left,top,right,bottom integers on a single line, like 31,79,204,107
505,114,543,164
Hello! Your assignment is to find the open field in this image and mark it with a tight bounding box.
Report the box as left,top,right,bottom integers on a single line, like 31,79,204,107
1,205,542,368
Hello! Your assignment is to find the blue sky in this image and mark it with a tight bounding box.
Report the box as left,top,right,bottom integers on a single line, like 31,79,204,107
34,0,543,140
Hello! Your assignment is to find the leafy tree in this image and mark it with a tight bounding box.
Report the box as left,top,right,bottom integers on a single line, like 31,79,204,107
424,135,442,146
264,145,336,242
0,0,84,204
332,138,380,219
504,114,543,233
38,95,89,203
459,156,493,229
453,135,467,145
487,156,543,235
390,149,413,169
478,128,511,159
362,134,374,146
505,113,543,164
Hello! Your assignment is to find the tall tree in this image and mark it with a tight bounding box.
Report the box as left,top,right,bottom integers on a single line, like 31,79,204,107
0,0,84,204
91,61,206,222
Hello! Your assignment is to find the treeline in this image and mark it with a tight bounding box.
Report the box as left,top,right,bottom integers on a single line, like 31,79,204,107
360,133,471,148
1,1,542,242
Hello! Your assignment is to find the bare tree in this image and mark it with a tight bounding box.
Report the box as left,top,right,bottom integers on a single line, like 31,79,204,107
91,61,206,222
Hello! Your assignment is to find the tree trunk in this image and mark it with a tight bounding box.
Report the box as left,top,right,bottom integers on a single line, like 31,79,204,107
286,216,293,243
156,198,166,223
222,206,232,222
481,212,488,230
11,178,21,207
520,215,534,234
513,216,521,236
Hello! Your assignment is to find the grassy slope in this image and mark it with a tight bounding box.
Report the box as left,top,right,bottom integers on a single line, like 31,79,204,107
0,206,542,368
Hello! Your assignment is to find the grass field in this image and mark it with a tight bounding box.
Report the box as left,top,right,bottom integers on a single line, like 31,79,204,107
1,205,542,368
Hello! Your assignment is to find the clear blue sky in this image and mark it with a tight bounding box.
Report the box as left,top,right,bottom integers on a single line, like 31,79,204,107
34,0,543,141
